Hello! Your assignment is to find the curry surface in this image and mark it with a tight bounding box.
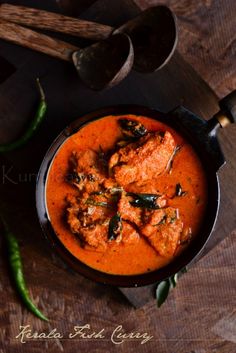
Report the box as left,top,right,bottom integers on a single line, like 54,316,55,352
46,115,207,275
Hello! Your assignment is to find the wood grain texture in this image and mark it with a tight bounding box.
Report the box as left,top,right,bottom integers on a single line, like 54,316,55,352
0,18,77,61
0,3,113,40
134,0,236,97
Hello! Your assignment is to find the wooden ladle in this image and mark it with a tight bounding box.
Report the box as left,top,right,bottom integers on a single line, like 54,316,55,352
0,19,134,90
0,4,178,73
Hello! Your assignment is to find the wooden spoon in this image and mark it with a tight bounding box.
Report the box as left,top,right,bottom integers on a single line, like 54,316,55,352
0,19,134,90
117,6,178,73
0,4,177,73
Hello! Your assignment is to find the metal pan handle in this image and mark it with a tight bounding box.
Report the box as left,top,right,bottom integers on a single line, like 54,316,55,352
213,90,236,127
170,91,236,171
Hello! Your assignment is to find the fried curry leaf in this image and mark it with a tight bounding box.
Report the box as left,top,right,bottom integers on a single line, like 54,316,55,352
98,145,109,169
85,198,110,208
127,193,160,209
108,213,122,241
167,145,181,174
116,139,132,148
109,187,123,194
66,172,88,184
175,183,187,197
119,118,147,138
156,267,187,307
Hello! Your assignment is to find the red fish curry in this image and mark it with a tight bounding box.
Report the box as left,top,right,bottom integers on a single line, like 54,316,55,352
46,115,207,275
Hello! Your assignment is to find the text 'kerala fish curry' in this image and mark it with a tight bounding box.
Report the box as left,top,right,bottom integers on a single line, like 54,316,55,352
46,115,207,275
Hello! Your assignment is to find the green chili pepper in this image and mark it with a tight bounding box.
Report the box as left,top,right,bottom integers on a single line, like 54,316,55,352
0,78,47,152
1,217,48,321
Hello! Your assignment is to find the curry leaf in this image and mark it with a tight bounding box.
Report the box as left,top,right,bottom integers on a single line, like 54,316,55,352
155,267,187,307
156,280,171,308
167,145,181,174
175,183,187,197
108,213,122,241
127,193,160,209
179,267,188,275
85,199,110,208
119,118,147,138
169,275,177,288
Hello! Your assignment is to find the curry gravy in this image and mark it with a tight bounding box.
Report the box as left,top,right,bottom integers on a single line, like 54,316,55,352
46,115,207,275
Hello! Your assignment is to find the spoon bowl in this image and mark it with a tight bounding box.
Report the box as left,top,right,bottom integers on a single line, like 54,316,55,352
117,6,178,72
0,20,133,90
73,33,134,90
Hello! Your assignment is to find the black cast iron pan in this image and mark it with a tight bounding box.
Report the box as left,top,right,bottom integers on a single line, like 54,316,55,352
36,90,236,287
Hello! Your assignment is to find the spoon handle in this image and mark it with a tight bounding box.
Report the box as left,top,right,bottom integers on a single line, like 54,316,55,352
0,3,113,41
0,19,78,61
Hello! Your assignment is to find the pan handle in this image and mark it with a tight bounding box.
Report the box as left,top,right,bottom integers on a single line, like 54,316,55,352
213,90,236,127
170,91,236,171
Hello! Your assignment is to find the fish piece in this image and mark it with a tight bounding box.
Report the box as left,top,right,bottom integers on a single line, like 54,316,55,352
141,207,183,257
68,150,104,193
68,149,120,194
117,192,142,226
70,149,98,174
108,213,123,241
66,194,112,250
121,221,140,244
109,131,176,186
79,224,109,250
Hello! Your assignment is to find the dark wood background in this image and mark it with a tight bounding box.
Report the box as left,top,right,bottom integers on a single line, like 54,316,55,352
0,1,235,353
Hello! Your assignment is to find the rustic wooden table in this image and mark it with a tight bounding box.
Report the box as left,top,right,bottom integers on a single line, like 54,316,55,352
0,1,235,353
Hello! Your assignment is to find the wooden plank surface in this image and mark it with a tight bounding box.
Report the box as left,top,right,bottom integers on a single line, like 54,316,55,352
0,0,235,352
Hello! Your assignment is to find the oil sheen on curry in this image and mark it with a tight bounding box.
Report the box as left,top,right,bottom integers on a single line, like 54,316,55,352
46,115,207,275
